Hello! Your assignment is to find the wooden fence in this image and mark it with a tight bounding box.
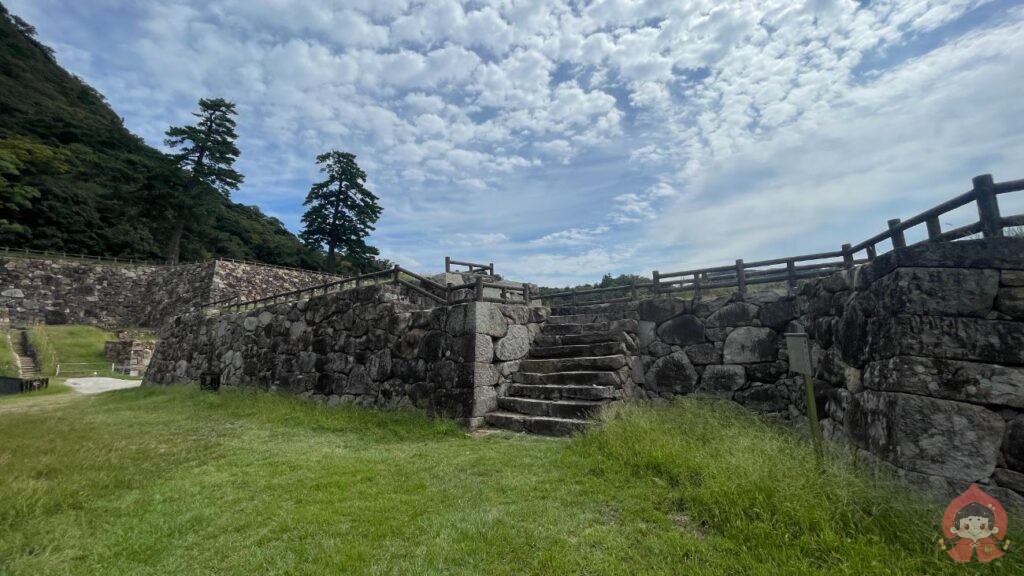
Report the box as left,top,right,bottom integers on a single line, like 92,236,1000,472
444,256,495,275
542,173,1024,305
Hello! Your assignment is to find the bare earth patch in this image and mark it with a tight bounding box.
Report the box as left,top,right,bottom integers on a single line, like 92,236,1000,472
64,377,142,395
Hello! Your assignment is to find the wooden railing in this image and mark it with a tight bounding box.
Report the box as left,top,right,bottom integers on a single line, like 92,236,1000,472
208,265,532,314
445,256,494,275
542,173,1024,305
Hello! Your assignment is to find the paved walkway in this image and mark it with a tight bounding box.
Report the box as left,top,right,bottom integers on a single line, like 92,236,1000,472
65,377,142,395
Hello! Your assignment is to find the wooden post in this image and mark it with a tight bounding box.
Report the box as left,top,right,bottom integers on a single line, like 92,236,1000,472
973,174,1002,238
652,270,660,294
488,262,494,276
866,244,877,260
474,276,484,301
444,256,451,273
926,215,942,240
787,260,797,296
446,282,452,304
887,219,906,249
803,372,824,463
393,265,400,284
841,243,853,269
630,280,637,300
571,287,578,306
693,272,701,301
735,259,746,301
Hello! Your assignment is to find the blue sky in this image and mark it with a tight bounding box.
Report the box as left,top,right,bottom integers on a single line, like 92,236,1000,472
9,0,1024,285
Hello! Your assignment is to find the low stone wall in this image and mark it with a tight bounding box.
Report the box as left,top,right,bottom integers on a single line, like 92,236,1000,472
0,256,342,329
145,284,542,424
104,339,158,376
630,238,1024,508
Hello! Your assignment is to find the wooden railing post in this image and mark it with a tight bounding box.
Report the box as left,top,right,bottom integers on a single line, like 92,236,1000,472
973,174,1002,238
866,244,877,260
887,219,906,249
474,276,484,301
444,256,451,273
652,270,660,294
489,262,494,276
393,265,401,284
571,287,578,306
693,272,702,301
630,279,638,301
735,259,746,301
926,215,942,240
786,260,797,296
842,243,853,269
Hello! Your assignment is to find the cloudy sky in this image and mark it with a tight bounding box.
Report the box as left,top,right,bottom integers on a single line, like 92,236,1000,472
9,0,1024,285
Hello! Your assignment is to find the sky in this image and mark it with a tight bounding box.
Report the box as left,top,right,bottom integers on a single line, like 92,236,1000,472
8,0,1024,285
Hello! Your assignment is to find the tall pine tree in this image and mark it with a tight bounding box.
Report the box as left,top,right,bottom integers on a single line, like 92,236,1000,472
163,98,243,263
300,151,382,273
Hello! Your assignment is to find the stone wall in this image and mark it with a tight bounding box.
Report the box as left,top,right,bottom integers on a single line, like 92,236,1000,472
104,339,158,376
0,256,342,329
631,238,1024,508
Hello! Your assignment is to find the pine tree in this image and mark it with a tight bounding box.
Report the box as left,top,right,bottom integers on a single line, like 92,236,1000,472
163,98,243,263
300,151,382,273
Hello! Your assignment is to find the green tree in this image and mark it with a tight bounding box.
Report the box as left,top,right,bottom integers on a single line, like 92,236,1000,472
300,151,382,273
0,137,69,237
163,98,243,263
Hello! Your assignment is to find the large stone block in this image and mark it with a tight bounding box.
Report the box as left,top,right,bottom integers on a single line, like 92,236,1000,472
474,333,494,363
645,351,699,394
638,297,690,323
872,315,1024,364
684,342,720,365
495,324,530,361
733,382,790,413
865,238,1024,280
655,314,705,346
863,356,1024,408
870,267,999,318
1005,415,1024,472
705,302,760,328
723,327,778,364
845,391,1005,481
699,364,746,395
996,287,1024,318
759,299,798,331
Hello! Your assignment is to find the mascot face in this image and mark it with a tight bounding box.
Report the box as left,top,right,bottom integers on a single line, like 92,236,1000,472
951,514,999,542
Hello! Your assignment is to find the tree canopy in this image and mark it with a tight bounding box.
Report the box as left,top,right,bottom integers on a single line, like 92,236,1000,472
300,151,384,273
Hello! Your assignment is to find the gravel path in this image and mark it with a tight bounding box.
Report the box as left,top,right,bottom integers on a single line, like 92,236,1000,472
65,377,142,395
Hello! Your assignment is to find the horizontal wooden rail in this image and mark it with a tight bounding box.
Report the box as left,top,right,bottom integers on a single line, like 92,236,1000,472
444,256,494,275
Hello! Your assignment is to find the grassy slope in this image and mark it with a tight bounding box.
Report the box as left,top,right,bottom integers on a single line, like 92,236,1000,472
25,324,126,378
1,389,1017,575
0,330,17,376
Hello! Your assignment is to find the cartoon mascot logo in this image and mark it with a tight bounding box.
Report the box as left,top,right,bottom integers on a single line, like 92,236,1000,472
940,484,1011,563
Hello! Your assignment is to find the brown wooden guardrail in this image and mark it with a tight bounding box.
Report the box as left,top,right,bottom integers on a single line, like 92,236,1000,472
541,173,1024,305
444,256,494,275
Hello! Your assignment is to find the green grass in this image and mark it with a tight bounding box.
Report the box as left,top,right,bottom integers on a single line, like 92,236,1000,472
26,324,131,379
1,390,1017,575
0,330,19,377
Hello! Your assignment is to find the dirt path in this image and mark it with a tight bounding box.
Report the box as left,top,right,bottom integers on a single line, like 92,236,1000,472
64,377,142,395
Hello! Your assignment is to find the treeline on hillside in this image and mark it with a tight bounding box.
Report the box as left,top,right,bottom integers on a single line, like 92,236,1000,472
537,273,653,295
0,4,382,272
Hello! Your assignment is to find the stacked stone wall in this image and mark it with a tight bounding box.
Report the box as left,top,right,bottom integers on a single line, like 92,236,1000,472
629,238,1024,508
0,257,342,329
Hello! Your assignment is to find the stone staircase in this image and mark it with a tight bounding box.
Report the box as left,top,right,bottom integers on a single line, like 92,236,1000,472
484,304,638,436
12,329,41,378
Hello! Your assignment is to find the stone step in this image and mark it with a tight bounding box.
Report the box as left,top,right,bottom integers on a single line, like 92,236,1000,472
546,314,612,325
507,383,617,400
512,370,621,387
529,341,627,359
484,411,593,437
498,396,608,419
533,331,628,347
518,355,627,374
541,320,639,336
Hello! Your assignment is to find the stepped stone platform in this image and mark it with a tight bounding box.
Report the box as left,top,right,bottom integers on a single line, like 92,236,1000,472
485,302,639,436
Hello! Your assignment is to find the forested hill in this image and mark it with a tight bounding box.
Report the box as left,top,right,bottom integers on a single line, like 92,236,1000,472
0,4,326,269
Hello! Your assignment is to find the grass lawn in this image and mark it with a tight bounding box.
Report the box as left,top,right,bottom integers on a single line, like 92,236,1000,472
26,324,133,379
0,330,19,377
0,388,1019,575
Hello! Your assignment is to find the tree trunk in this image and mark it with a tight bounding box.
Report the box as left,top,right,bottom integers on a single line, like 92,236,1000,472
327,243,336,273
167,220,183,265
